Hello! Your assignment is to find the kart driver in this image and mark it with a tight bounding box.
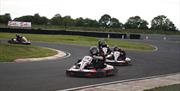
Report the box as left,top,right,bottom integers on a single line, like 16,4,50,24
98,40,111,57
16,34,22,42
78,47,106,70
16,34,28,42
90,46,106,69
111,46,126,61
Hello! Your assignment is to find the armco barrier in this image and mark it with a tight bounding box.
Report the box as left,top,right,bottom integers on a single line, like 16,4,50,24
129,34,141,39
0,28,140,39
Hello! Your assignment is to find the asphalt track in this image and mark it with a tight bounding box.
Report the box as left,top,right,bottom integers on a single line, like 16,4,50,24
0,39,180,91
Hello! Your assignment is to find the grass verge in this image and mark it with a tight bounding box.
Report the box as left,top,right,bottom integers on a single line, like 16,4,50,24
0,43,57,62
144,84,180,91
0,33,155,51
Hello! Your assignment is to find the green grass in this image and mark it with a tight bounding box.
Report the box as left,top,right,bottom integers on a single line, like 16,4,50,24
144,84,180,91
0,43,57,62
0,33,155,51
106,39,154,51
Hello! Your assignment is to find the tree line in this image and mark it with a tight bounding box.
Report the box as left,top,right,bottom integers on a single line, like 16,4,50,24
0,13,178,31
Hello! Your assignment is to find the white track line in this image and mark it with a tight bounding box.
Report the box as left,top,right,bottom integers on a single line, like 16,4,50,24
57,72,180,91
150,44,158,52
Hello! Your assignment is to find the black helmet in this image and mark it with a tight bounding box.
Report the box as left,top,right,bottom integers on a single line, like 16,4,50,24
113,46,120,51
16,34,22,38
98,40,107,47
89,47,99,55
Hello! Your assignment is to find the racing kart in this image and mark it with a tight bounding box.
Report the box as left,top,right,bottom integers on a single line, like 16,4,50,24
100,46,111,56
8,38,31,45
106,51,132,66
66,56,118,77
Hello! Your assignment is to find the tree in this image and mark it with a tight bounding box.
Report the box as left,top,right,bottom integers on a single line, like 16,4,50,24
75,17,84,26
139,20,148,29
33,13,48,25
33,13,41,24
75,17,99,27
89,19,99,27
14,15,34,22
109,18,123,29
50,14,62,25
39,16,49,25
14,14,48,25
99,14,111,28
151,15,177,31
124,16,148,29
61,16,74,29
0,13,12,24
84,18,99,27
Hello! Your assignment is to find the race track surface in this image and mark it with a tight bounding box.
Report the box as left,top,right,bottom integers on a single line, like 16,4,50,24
0,39,180,91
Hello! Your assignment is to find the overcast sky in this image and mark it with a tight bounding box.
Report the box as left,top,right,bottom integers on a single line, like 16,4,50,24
1,0,180,29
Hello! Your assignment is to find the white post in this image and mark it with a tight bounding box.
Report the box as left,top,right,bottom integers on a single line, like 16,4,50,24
108,34,110,38
122,35,124,39
163,37,167,40
145,36,149,40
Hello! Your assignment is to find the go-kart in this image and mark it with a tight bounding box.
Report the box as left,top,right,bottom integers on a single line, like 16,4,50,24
66,56,118,77
106,51,132,66
8,38,31,45
100,46,111,56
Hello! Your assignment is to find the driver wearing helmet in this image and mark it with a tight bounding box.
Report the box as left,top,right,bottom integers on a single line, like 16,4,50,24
98,40,107,49
90,46,104,60
113,46,126,61
106,46,126,62
78,47,106,70
98,40,111,57
90,47,106,69
119,48,126,61
15,34,28,42
16,34,23,42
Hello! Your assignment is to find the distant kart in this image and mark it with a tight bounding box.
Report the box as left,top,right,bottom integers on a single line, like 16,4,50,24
8,38,31,45
106,51,132,66
66,56,118,77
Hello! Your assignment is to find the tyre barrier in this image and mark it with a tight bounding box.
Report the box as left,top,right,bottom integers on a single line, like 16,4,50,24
0,28,139,39
129,34,141,39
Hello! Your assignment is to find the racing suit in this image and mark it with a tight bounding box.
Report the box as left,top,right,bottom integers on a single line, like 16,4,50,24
98,46,112,57
79,56,93,70
78,55,106,70
106,49,126,61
